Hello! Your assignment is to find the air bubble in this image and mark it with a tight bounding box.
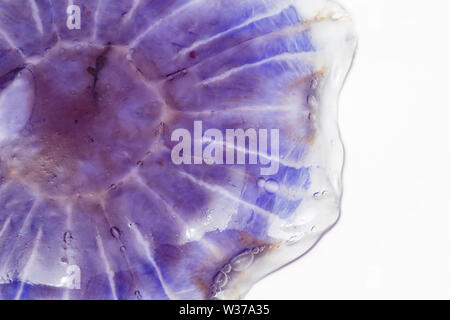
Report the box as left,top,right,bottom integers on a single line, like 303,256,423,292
313,190,328,200
221,264,232,274
307,95,318,108
252,245,265,255
229,250,254,272
264,179,279,194
257,177,266,189
213,271,228,288
287,232,305,245
209,284,219,297
110,227,121,239
310,77,319,90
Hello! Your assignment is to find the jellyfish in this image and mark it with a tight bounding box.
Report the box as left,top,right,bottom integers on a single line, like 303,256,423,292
0,0,356,299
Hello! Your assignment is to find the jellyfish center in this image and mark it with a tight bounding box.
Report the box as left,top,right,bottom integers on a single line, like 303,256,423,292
4,43,162,197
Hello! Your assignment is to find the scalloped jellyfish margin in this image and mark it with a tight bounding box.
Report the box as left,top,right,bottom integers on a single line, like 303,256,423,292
0,0,357,300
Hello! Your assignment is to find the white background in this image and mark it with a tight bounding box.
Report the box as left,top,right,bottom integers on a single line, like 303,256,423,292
247,0,450,299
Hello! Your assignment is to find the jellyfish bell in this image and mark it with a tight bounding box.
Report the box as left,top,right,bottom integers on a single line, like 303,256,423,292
0,0,356,300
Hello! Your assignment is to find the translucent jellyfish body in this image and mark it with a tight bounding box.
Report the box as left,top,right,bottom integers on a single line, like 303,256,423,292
0,0,356,299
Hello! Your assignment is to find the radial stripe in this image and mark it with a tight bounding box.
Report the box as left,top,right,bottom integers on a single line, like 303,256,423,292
178,1,293,56
130,0,204,48
30,0,44,35
200,51,314,85
127,219,177,299
95,231,118,300
14,228,43,300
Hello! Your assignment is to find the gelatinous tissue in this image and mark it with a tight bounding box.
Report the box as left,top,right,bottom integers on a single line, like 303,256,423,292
0,0,356,299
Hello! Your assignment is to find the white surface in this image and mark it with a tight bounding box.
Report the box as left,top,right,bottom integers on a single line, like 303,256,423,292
246,0,450,300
